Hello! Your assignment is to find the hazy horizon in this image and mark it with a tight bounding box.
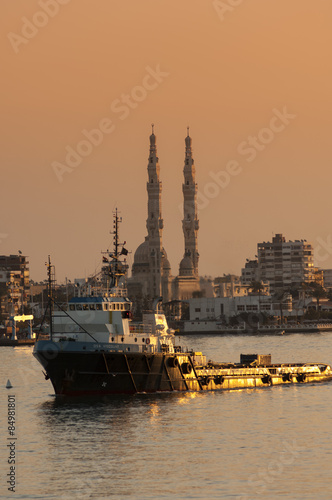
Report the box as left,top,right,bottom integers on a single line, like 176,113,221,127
2,1,332,283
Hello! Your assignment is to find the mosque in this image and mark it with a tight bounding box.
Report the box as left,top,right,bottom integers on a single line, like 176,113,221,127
127,126,201,304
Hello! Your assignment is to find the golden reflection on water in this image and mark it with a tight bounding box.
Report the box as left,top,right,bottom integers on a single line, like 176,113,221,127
177,390,202,405
147,401,160,419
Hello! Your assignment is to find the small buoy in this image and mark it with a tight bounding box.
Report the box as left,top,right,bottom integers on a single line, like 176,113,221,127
6,379,12,389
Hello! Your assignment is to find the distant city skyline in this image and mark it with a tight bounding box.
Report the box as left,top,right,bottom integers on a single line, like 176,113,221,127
2,1,332,282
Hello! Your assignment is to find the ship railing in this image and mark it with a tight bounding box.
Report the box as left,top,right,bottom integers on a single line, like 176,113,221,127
107,287,128,297
37,333,50,340
73,286,128,298
129,324,153,335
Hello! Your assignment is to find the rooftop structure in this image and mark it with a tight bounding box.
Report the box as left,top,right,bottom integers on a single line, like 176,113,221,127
215,274,270,298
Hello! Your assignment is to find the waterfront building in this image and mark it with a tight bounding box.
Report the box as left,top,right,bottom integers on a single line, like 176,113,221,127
253,234,316,294
215,275,248,297
214,274,270,298
0,254,30,319
241,259,259,285
199,276,214,298
322,269,332,289
187,294,293,323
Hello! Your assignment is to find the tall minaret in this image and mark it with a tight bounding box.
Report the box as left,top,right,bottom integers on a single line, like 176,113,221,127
146,124,164,297
182,128,199,276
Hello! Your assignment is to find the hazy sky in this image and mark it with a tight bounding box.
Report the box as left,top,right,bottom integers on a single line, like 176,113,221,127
1,0,332,283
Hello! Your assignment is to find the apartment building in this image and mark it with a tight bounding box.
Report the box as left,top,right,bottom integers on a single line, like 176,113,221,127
0,254,30,319
257,234,316,294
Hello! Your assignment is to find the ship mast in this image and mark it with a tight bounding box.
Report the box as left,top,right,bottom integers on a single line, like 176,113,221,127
47,255,55,340
113,208,120,278
104,209,128,291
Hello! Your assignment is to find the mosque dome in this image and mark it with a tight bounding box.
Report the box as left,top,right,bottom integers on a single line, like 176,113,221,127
162,250,171,271
179,256,194,276
133,239,171,273
133,239,149,266
163,258,171,270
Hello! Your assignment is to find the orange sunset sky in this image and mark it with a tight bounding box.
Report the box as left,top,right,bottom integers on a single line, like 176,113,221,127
1,0,332,283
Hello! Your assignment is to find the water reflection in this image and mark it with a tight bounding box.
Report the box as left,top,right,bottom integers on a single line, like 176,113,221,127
35,391,217,500
3,334,332,499
37,391,206,431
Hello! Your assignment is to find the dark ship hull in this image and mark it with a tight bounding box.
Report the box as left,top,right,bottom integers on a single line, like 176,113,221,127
34,340,332,396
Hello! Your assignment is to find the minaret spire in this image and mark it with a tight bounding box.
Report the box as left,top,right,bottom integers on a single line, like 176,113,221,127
182,129,199,277
146,125,164,297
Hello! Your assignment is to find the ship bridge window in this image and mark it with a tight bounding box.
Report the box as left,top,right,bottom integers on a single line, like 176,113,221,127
69,305,75,311
120,304,124,310
125,304,130,311
103,303,108,311
89,304,95,310
83,304,89,311
96,304,102,310
116,304,119,310
246,305,258,311
76,304,82,310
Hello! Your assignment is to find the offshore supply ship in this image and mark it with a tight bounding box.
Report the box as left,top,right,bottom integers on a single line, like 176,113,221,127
33,212,332,396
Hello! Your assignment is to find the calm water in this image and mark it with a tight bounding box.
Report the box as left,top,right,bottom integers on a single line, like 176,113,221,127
1,333,332,500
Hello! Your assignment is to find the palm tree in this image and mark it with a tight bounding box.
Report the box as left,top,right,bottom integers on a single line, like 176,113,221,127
250,280,265,294
273,290,286,324
308,283,326,314
250,280,266,311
